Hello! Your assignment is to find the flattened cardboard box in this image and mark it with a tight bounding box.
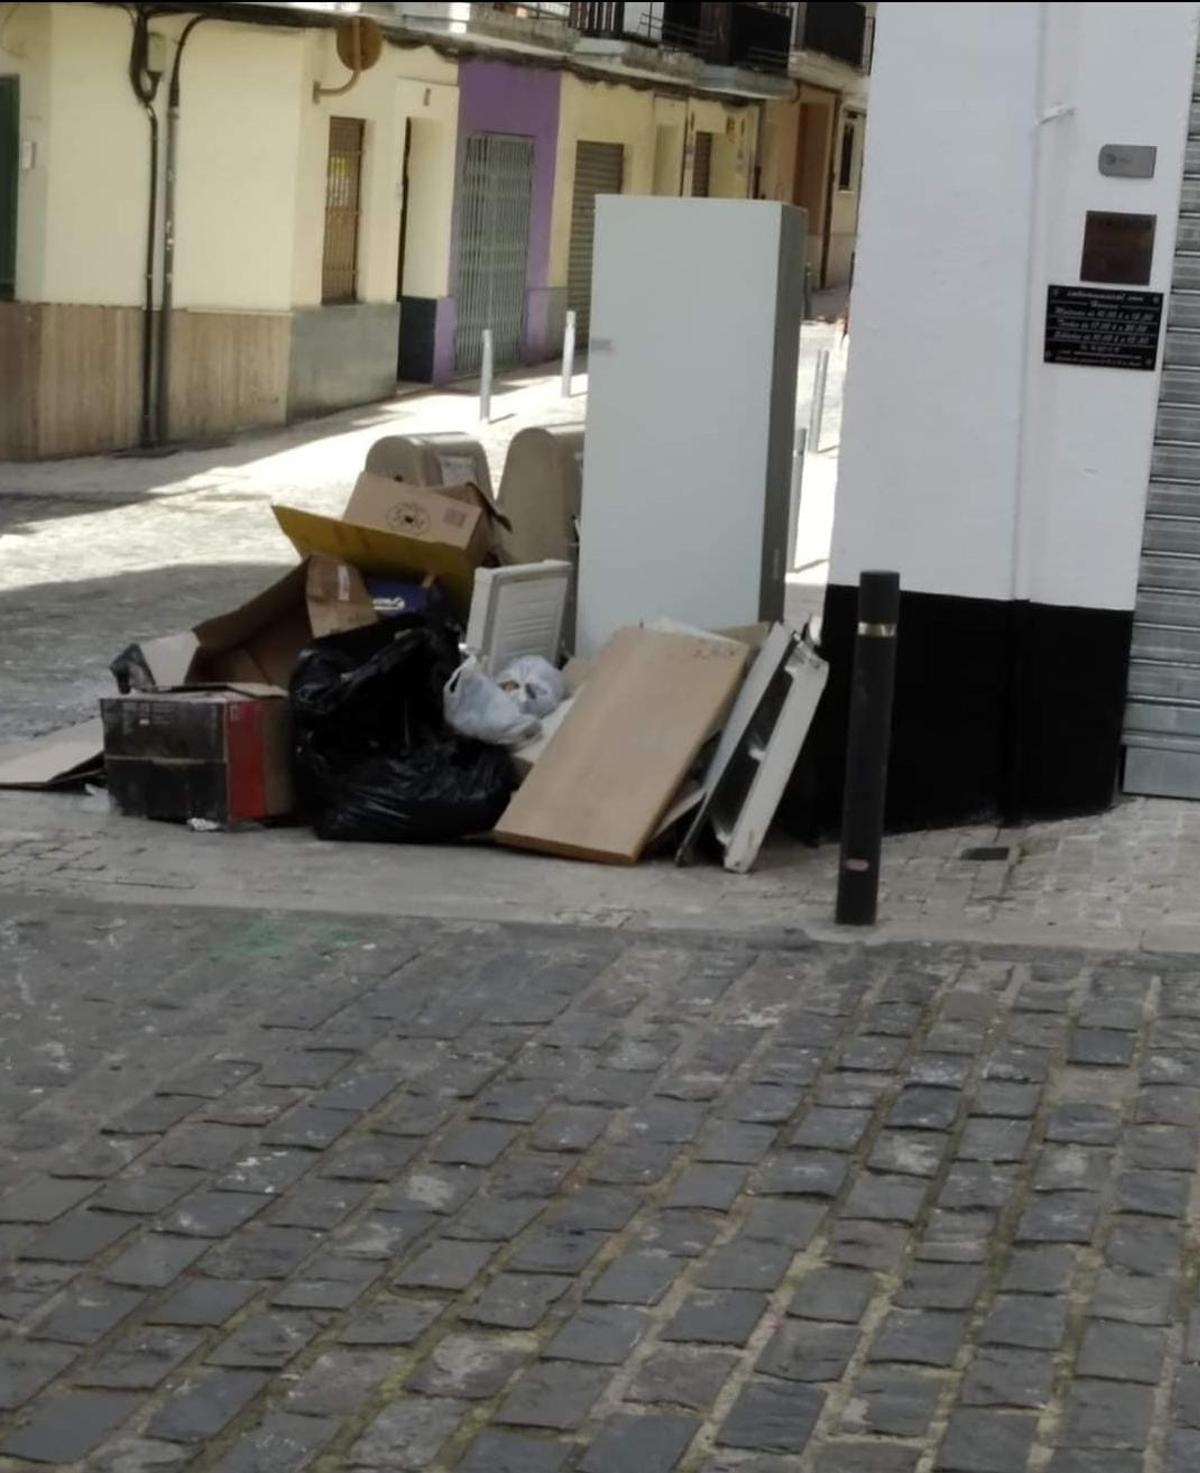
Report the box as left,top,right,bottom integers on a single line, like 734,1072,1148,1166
102,685,293,825
124,555,375,693
273,474,507,614
494,627,748,864
0,721,105,791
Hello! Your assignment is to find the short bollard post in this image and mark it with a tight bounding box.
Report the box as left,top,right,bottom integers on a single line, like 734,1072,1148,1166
836,570,900,926
808,347,830,454
479,328,494,424
561,309,576,398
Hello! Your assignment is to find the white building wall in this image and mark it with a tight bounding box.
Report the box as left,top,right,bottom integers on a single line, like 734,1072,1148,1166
832,0,1200,613
830,0,1039,604
1018,2,1197,610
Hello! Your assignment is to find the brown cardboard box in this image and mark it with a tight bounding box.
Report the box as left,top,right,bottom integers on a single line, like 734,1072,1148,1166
272,474,507,614
124,556,376,693
102,685,293,825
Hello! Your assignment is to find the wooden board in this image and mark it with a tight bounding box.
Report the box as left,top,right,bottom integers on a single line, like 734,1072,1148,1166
493,627,747,864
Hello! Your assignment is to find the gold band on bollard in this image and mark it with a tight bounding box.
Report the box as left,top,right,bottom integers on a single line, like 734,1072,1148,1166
857,622,897,638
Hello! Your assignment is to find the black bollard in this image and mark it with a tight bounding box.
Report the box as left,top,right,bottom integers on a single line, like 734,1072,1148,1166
836,570,900,926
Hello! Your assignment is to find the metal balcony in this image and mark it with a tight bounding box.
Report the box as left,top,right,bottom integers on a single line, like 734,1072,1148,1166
660,2,791,75
795,1,866,69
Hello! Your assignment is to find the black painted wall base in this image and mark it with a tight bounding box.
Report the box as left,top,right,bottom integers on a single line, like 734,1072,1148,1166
788,585,1133,836
399,297,437,382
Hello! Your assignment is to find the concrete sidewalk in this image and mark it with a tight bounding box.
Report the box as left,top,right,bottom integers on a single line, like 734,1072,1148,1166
3,784,1200,959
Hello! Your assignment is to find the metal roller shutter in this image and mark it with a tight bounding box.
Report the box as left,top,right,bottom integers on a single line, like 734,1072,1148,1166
454,133,534,376
1124,57,1200,796
567,141,624,346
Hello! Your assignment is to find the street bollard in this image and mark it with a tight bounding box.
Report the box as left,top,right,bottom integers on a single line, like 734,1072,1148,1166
787,425,807,572
479,328,494,424
836,570,900,926
561,309,576,398
808,347,829,455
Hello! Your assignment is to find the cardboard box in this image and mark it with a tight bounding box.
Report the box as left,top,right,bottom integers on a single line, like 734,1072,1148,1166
102,685,293,825
494,627,749,864
114,556,376,694
273,474,507,614
0,721,104,790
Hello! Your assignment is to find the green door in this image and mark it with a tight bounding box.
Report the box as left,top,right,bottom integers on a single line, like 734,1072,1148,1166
0,78,17,300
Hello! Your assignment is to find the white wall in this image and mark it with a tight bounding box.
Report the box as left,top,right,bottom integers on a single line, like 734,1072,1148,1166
1018,2,1197,609
831,1,1039,604
832,0,1200,612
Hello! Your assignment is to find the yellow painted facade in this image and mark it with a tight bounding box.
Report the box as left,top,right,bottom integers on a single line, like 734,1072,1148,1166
549,72,755,291
0,2,834,455
759,82,866,290
291,31,457,309
548,73,656,290
176,20,306,313
2,3,456,315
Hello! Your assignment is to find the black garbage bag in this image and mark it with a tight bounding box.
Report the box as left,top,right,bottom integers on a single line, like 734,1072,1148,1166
290,615,514,844
310,742,514,844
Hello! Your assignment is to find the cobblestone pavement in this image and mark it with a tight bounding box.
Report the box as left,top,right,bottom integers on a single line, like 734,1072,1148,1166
2,895,1199,1472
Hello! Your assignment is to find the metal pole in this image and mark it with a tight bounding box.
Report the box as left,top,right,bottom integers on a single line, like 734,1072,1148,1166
479,329,493,424
787,426,807,572
561,309,576,398
808,347,829,455
836,570,900,926
155,95,178,446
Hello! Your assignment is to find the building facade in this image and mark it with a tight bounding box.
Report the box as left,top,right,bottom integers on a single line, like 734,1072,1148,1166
810,0,1200,832
0,0,812,459
760,2,872,289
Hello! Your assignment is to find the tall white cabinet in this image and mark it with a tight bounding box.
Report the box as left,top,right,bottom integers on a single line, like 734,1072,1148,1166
576,197,807,655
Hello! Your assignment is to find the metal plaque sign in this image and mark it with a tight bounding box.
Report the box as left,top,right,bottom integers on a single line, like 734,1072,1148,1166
1098,144,1157,178
1044,285,1163,370
1080,211,1156,285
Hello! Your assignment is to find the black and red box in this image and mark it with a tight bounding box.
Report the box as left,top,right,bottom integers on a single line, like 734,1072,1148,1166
101,684,293,826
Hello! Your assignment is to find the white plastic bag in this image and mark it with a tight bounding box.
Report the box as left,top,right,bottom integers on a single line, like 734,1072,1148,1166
496,656,566,718
444,656,541,747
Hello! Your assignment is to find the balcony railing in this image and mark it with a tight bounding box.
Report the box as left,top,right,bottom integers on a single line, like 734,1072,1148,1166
661,2,791,74
796,1,866,69
569,2,664,42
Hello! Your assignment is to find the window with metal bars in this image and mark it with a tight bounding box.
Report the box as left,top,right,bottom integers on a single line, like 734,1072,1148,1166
322,116,364,303
838,116,858,191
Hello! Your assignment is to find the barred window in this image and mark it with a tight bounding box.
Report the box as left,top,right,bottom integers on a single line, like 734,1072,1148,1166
322,117,364,303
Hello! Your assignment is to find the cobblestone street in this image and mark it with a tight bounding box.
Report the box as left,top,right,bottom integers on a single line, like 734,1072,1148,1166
2,897,1198,1472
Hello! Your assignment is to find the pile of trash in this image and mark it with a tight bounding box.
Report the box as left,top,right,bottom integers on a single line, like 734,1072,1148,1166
0,428,827,873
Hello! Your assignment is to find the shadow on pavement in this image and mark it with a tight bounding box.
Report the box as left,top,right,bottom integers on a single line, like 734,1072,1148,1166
0,563,291,742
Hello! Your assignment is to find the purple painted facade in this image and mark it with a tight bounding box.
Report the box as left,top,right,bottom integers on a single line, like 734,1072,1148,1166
444,58,562,377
